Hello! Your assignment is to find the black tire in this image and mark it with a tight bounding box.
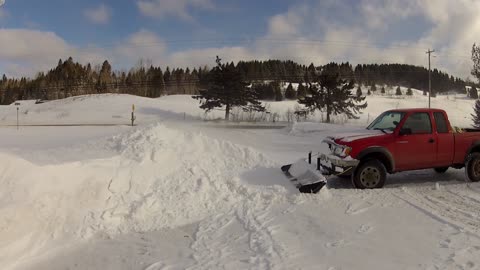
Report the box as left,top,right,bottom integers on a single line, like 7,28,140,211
352,160,387,189
434,167,449,174
465,152,480,182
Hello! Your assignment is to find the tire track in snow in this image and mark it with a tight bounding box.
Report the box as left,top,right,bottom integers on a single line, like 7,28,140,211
234,202,287,270
397,185,480,235
187,212,244,270
186,189,289,270
395,184,480,269
447,188,480,205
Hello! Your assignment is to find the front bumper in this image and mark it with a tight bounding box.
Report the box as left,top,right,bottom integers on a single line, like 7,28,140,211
318,154,359,176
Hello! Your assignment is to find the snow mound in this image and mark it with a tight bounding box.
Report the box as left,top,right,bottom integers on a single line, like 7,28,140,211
0,124,287,268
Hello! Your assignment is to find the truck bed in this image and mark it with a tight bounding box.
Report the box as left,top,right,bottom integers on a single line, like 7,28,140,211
453,130,480,164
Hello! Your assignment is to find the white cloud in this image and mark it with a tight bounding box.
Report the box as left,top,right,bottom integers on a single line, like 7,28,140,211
114,29,167,67
137,0,215,21
0,28,170,77
84,4,112,25
250,0,480,78
0,29,107,77
266,6,307,37
0,29,70,63
4,0,480,80
399,0,480,78
360,0,421,30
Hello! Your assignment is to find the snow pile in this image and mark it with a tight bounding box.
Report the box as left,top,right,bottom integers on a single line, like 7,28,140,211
0,123,289,269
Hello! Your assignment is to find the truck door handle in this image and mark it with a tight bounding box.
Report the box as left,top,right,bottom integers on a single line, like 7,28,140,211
428,138,435,143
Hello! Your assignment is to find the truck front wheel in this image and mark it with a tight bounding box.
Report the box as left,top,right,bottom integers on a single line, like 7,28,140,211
465,153,480,182
352,160,387,189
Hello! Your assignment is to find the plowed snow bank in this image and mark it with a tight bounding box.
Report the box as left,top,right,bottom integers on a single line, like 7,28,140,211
0,124,285,269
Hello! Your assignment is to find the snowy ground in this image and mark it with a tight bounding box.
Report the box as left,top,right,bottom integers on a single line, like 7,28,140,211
2,91,480,270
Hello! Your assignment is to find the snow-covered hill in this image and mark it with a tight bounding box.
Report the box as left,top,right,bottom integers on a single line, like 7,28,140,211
1,92,480,270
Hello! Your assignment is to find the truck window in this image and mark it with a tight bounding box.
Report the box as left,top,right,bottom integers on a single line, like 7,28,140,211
367,111,405,132
403,113,432,134
434,112,449,133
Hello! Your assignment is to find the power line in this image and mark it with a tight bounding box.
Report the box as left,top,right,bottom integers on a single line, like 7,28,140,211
3,37,473,60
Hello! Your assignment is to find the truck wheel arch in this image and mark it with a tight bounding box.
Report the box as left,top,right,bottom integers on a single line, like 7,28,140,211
356,147,395,173
465,141,480,162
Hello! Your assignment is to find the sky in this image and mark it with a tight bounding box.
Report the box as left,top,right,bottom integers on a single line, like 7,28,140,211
0,0,478,79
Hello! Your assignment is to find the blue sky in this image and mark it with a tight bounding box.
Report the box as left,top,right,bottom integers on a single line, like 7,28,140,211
0,0,293,51
0,0,478,78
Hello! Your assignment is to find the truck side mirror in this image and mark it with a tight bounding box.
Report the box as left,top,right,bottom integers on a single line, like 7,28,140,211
399,128,412,136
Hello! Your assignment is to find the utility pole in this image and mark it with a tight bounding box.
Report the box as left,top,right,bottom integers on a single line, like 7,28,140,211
426,49,435,108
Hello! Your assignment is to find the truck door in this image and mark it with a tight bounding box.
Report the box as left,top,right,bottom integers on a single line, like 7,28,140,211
433,112,454,166
395,112,437,170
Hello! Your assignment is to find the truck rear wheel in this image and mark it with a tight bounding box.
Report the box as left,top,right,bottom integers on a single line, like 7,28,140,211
352,160,387,189
465,153,480,182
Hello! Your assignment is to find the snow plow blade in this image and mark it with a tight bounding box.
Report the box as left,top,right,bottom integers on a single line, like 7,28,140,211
281,159,327,193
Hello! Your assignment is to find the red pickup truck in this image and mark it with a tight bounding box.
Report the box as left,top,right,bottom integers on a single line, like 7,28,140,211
319,108,480,189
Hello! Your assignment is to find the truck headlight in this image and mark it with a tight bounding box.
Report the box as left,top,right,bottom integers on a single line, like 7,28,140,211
343,147,352,157
334,146,352,158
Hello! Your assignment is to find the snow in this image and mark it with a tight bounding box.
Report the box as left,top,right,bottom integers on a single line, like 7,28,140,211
2,92,480,270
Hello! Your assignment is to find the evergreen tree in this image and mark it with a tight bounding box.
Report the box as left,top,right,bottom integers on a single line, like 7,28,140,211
193,56,265,120
273,82,283,101
264,84,275,100
297,83,307,99
97,60,112,93
381,86,386,94
367,89,371,95
472,100,480,128
254,83,275,100
298,68,367,123
406,87,413,96
356,86,362,97
472,44,480,81
371,84,377,93
471,87,479,99
396,86,402,96
285,83,296,99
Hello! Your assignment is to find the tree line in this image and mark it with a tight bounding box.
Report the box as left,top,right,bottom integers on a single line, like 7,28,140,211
0,57,469,105
0,57,208,105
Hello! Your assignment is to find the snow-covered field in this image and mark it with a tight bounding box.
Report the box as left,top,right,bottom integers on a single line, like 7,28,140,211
2,91,480,270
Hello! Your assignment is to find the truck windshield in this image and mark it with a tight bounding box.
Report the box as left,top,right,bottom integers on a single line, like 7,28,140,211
367,111,405,132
